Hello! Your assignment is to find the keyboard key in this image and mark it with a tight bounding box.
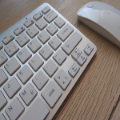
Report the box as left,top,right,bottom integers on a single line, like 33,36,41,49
0,42,3,49
57,24,74,41
54,69,71,90
38,30,50,44
0,114,6,120
0,51,7,67
4,41,19,57
62,32,82,55
72,48,82,60
26,25,39,38
3,77,21,99
43,59,58,77
53,49,67,65
46,23,58,36
44,10,58,23
16,33,29,47
5,98,24,120
17,65,33,84
0,69,8,86
33,71,48,90
42,6,50,14
39,45,53,60
68,63,80,77
33,11,43,20
14,25,25,36
2,33,14,45
48,36,61,50
77,52,87,66
17,47,32,64
20,83,37,106
0,91,7,111
35,18,47,30
42,81,62,108
4,57,20,76
84,44,94,55
24,18,34,27
54,17,65,28
28,38,41,53
29,54,44,72
21,98,49,120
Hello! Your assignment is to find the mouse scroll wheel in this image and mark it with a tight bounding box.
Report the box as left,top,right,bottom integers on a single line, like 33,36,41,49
87,5,94,8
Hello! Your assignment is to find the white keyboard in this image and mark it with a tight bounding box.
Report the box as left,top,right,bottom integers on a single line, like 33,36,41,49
0,3,97,120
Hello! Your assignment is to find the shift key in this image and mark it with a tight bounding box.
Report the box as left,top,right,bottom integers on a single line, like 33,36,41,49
62,32,82,55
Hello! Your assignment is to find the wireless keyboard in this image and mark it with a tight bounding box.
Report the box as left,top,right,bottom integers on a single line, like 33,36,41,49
0,3,97,120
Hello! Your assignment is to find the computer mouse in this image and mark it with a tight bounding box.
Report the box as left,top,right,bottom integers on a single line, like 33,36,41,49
77,1,120,48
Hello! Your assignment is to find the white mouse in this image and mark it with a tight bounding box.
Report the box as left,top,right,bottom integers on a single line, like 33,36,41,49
77,1,120,48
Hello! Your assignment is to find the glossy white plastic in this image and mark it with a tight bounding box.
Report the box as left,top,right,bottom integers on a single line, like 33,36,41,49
77,1,120,48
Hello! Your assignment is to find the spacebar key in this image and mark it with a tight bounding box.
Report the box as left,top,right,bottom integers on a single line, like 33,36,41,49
21,98,49,120
62,32,82,55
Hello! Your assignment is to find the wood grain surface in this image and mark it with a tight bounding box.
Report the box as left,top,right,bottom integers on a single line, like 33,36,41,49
0,0,120,120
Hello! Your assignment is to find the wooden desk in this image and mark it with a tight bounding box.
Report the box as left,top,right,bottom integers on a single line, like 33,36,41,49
0,0,120,120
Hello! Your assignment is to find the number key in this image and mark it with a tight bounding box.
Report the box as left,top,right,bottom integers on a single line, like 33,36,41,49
26,25,39,38
4,41,19,57
16,33,29,47
46,23,58,36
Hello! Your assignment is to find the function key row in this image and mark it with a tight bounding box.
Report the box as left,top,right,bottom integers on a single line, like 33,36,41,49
24,18,34,28
1,6,57,46
2,33,14,45
1,9,66,59
33,11,43,20
14,25,25,36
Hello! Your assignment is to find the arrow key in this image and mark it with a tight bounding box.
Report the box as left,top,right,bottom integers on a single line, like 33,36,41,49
77,52,87,66
54,69,71,90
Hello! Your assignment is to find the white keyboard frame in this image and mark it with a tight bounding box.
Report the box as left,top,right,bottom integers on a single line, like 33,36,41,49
0,3,97,120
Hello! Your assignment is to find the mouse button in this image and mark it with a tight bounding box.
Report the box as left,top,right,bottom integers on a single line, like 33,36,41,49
102,11,120,41
80,8,101,22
